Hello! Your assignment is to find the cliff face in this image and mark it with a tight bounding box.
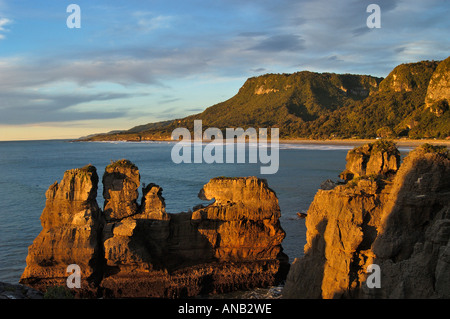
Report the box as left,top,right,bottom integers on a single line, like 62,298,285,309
425,57,450,115
20,165,104,293
20,161,288,298
378,61,438,93
283,142,450,298
370,145,450,298
186,71,382,131
196,177,286,262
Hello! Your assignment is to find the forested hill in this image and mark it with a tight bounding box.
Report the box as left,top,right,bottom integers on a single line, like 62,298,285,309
81,56,450,141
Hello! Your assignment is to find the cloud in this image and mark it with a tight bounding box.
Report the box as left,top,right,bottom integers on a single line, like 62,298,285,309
184,107,204,113
0,44,218,126
0,17,11,39
158,97,181,105
0,91,137,124
238,31,268,37
134,12,173,33
250,67,267,73
352,26,370,37
2,0,447,87
0,52,205,89
248,34,305,52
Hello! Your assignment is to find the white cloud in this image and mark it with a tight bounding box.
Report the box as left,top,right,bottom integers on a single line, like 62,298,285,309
133,11,173,33
0,17,11,39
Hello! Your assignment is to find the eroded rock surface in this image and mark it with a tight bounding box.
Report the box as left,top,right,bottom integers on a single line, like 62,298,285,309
425,57,450,114
339,140,400,181
102,159,140,221
20,165,104,295
20,161,288,298
283,142,450,299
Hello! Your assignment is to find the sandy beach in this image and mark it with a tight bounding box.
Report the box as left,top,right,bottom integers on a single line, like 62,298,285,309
279,138,450,148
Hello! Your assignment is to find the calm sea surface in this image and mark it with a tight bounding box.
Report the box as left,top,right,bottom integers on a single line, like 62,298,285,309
0,140,356,284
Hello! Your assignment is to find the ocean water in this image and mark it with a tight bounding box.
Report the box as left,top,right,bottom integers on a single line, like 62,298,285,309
0,140,354,285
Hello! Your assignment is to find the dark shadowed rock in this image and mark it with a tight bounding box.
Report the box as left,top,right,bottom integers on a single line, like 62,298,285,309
0,282,43,299
319,179,338,190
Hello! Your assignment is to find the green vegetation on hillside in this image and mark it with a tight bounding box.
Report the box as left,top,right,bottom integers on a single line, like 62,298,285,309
418,143,449,158
106,159,138,170
81,57,450,142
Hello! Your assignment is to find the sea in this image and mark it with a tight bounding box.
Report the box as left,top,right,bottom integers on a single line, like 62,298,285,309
0,140,403,295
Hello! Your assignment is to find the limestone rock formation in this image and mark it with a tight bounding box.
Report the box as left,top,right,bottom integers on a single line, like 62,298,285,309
283,142,450,299
425,57,450,114
319,179,338,190
379,60,438,93
369,145,450,298
100,174,288,298
20,160,288,298
195,177,286,262
102,159,140,221
339,140,400,181
20,165,104,294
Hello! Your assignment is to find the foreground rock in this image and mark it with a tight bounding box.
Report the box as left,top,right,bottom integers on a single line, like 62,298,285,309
283,141,450,298
20,161,288,298
20,165,104,296
0,282,43,299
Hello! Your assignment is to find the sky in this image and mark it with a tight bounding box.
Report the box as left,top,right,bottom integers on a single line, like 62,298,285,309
0,0,449,141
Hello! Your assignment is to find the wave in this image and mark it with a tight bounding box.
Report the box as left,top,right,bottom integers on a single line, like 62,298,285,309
278,144,353,150
86,140,414,152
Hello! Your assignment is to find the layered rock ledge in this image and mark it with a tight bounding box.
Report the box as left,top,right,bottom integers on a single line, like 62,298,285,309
283,141,450,298
20,161,288,298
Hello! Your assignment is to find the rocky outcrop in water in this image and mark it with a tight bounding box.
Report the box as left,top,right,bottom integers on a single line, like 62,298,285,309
20,165,104,295
20,161,288,298
283,141,450,299
338,140,400,181
102,160,140,221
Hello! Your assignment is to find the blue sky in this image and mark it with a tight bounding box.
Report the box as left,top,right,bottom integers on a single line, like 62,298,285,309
0,0,449,140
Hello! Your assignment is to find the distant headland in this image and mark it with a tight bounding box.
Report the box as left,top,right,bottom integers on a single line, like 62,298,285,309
79,56,450,143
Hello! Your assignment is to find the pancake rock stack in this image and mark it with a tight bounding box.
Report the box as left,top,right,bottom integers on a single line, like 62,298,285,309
283,141,450,299
20,165,104,294
20,160,288,298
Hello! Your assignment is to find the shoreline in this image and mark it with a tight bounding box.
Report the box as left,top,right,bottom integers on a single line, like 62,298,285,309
78,138,450,148
279,138,450,147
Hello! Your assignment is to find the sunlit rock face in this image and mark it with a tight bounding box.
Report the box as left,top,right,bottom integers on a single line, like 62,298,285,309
425,57,450,114
20,165,104,295
283,142,450,299
21,160,288,298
